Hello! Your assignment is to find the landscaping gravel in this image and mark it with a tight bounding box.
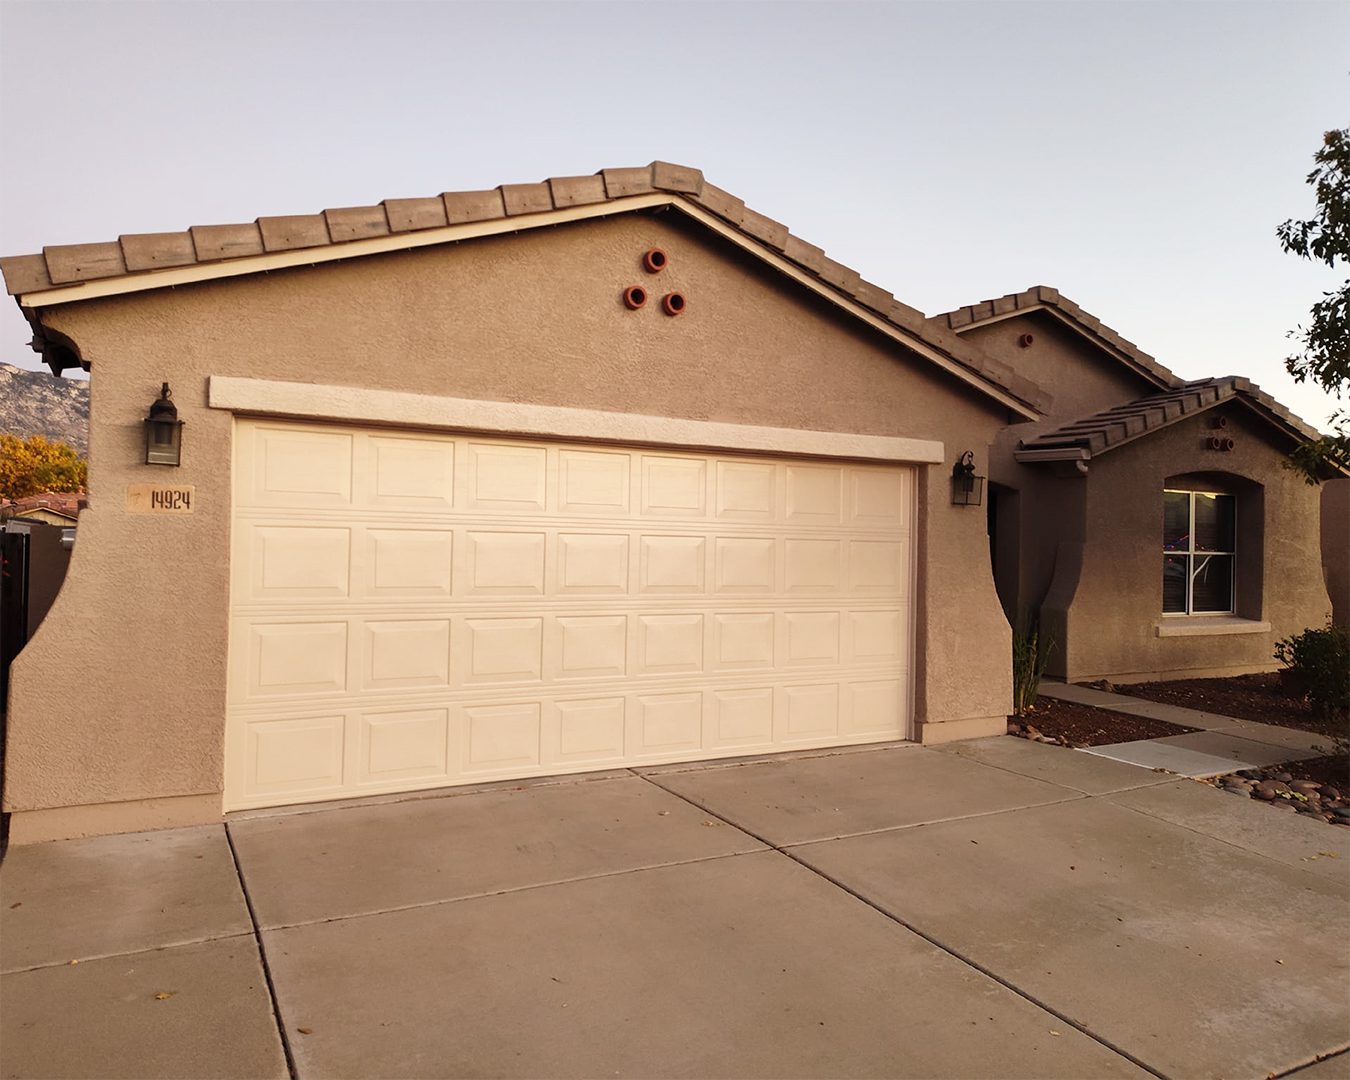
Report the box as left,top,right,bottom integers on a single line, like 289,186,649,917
1208,761,1350,826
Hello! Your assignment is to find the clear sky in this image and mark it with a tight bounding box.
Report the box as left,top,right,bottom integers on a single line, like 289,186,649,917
1,1,1345,427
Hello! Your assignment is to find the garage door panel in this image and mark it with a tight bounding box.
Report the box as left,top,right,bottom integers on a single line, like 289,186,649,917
551,615,628,680
708,687,775,750
366,435,456,509
711,613,775,672
467,443,547,513
228,421,914,810
785,538,842,591
243,621,350,700
463,618,544,684
246,714,347,796
463,531,546,595
848,539,909,593
365,529,454,597
631,691,704,757
639,535,706,593
557,533,630,594
849,468,910,525
247,526,352,600
358,707,451,786
363,620,451,691
845,680,906,736
785,464,843,523
549,697,627,765
715,460,777,522
850,609,907,663
462,702,542,775
784,611,841,666
641,455,707,517
242,426,354,509
558,450,631,515
714,537,775,593
780,683,841,742
636,614,705,675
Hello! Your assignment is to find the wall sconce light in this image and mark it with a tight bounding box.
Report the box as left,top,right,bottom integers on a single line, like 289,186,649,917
144,383,184,466
951,450,984,506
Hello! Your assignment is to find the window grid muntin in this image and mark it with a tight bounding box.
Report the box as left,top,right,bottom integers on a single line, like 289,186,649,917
1162,489,1235,616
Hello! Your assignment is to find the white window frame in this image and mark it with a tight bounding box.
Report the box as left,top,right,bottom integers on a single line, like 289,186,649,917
1163,488,1236,617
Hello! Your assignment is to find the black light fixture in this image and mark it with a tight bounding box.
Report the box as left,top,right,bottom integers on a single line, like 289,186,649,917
144,383,184,466
951,450,984,506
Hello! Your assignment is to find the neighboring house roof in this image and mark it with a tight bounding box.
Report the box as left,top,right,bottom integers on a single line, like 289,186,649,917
1013,376,1337,470
0,491,83,521
932,285,1186,393
0,162,1045,417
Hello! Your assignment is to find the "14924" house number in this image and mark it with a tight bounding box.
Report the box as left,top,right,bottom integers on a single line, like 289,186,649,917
126,484,195,514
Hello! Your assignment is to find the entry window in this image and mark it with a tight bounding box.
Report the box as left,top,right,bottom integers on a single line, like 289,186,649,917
1163,490,1235,615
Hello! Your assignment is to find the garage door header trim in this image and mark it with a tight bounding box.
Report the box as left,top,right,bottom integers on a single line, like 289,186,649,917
208,376,944,464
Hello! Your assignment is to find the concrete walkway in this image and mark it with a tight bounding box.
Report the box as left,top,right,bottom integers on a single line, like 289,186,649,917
2,738,1348,1079
1038,681,1336,777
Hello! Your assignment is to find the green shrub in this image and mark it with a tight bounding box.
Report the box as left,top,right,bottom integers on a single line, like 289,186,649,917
1012,626,1053,716
1274,622,1350,719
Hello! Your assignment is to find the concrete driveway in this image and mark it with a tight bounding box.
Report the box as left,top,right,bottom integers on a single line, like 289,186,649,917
2,738,1348,1079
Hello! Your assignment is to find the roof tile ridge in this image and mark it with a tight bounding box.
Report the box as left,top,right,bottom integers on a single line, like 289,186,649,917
0,160,1044,413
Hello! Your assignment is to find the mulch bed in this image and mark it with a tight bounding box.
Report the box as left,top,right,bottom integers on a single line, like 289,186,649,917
1006,697,1198,749
1121,672,1347,741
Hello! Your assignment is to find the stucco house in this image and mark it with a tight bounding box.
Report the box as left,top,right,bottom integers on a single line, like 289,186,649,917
933,287,1340,683
0,162,1336,844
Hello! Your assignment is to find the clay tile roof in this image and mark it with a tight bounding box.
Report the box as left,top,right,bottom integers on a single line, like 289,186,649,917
1014,377,1333,466
931,285,1186,392
1,490,85,520
0,162,1045,416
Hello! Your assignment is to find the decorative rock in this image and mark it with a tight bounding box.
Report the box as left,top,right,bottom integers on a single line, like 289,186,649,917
1290,780,1322,795
1237,769,1263,780
1273,771,1293,784
1253,787,1278,801
1318,786,1341,800
1333,808,1350,820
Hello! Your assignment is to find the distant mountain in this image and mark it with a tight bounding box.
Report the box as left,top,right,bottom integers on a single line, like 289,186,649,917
0,362,89,455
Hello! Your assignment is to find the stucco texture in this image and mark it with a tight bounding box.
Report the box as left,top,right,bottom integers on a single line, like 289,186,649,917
962,312,1157,420
1038,404,1331,682
1322,478,1349,627
6,210,1013,817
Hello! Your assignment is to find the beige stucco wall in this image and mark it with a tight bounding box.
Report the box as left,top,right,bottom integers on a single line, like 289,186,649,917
1322,478,1349,627
5,210,1014,829
1037,404,1331,682
962,312,1159,420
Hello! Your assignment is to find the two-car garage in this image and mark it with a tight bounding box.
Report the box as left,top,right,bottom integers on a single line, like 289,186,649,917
226,419,916,810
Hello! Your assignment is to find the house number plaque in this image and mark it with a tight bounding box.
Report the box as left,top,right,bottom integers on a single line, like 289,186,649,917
126,483,195,514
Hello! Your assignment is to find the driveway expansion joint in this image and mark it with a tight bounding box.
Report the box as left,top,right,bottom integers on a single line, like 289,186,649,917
249,847,767,933
635,771,1168,1080
225,822,299,1080
0,929,259,977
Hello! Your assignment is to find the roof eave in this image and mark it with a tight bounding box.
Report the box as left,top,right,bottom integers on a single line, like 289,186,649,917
9,191,1042,421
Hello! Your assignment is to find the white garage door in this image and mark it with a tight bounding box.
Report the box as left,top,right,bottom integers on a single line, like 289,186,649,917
225,419,914,810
